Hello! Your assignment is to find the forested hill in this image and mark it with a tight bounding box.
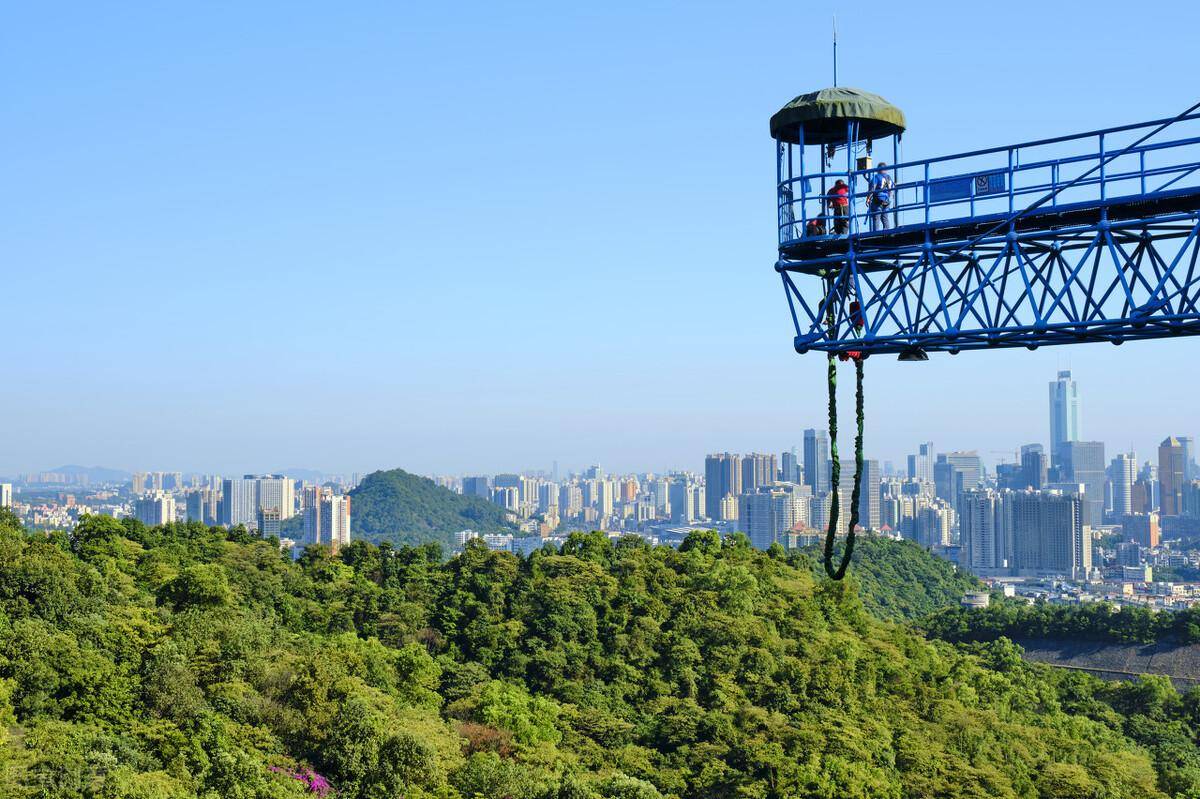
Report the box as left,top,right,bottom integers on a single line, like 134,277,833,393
799,536,982,621
2,508,1198,798
924,599,1200,646
349,468,515,546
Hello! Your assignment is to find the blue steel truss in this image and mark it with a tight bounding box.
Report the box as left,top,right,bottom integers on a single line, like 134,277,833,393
777,112,1200,356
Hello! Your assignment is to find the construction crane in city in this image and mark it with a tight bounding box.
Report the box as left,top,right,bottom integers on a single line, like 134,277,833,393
770,87,1200,578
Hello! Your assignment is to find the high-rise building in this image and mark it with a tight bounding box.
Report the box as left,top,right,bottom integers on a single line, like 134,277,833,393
781,449,800,483
962,488,1090,579
597,480,615,518
0,483,10,508
302,486,351,553
134,491,176,527
668,478,694,523
689,485,706,522
559,484,583,517
803,429,830,495
1183,481,1200,519
1122,513,1160,547
131,472,147,495
934,451,983,512
961,490,1010,575
1049,370,1081,465
705,453,742,520
185,488,220,525
837,459,881,530
1020,444,1047,490
996,462,1024,490
537,482,558,513
1110,453,1136,518
916,501,955,547
1013,490,1090,579
621,478,639,503
462,476,490,498
1182,437,1198,481
257,475,296,520
493,474,521,495
907,442,935,483
221,477,259,528
1059,441,1105,526
1160,437,1187,517
741,453,777,494
738,485,805,550
258,507,283,538
491,486,520,512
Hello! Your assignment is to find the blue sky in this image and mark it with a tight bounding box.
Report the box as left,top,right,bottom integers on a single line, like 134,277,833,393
3,0,1198,477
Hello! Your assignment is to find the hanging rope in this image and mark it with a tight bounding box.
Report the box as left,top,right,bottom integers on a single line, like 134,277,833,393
823,292,866,581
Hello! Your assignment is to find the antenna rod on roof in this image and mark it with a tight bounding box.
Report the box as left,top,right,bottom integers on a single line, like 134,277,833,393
832,16,838,86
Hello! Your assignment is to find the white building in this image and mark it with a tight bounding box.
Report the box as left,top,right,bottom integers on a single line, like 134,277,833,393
134,491,176,527
257,475,296,520
222,477,259,528
302,486,352,553
0,483,11,508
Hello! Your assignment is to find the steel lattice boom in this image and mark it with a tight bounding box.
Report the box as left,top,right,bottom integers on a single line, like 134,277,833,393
773,106,1200,357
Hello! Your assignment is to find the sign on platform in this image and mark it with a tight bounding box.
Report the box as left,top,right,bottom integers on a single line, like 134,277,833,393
928,171,1008,203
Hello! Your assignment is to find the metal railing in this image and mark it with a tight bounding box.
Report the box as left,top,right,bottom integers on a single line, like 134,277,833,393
778,113,1200,246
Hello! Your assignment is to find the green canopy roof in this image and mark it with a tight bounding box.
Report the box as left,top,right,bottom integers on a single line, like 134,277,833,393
770,87,906,145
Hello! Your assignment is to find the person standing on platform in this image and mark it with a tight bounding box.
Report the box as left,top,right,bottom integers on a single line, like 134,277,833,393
827,179,850,235
867,163,894,232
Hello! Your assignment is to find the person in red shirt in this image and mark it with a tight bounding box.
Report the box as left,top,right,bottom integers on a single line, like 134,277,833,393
826,179,850,235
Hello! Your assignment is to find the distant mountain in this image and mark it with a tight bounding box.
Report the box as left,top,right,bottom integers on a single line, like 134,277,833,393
47,465,132,484
348,468,516,547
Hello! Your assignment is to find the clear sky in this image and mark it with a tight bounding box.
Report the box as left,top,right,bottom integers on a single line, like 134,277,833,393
3,0,1198,478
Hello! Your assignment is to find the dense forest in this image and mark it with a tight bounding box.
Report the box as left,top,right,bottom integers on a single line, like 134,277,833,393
798,537,982,622
924,599,1200,646
348,469,516,547
6,507,1200,797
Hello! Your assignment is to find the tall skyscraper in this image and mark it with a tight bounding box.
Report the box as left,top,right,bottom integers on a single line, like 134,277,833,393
961,490,1009,575
221,477,258,528
934,451,983,507
1059,441,1105,526
741,453,777,494
704,453,742,520
907,442,935,482
781,449,800,483
257,475,296,520
669,478,693,523
1160,437,1187,517
1110,453,1136,517
803,429,830,495
0,483,10,508
1020,443,1047,490
1181,437,1197,481
1049,370,1081,464
838,458,881,530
